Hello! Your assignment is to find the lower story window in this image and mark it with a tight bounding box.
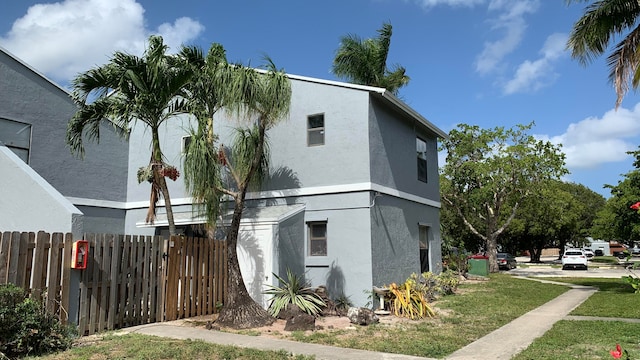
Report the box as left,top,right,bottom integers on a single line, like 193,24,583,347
308,221,327,256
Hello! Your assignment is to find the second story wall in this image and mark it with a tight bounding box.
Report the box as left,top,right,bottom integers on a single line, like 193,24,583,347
368,96,440,202
265,78,372,192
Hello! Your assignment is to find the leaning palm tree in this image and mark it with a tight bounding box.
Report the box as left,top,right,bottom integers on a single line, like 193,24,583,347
567,0,640,107
332,22,410,95
180,43,292,329
67,35,191,236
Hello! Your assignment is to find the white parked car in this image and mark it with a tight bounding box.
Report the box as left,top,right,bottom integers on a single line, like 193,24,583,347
562,249,588,270
582,249,594,258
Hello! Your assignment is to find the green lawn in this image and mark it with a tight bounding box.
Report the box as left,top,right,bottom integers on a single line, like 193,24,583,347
29,333,313,360
32,274,640,360
513,277,640,359
283,274,568,358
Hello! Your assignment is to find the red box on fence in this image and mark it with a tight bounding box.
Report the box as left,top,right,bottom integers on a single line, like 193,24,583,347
71,240,88,269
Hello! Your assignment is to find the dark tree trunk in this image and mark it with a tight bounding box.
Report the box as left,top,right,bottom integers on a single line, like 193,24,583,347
528,247,542,263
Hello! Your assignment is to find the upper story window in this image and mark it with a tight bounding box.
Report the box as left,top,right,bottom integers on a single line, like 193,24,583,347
417,137,427,182
307,114,325,146
308,221,327,256
0,118,31,163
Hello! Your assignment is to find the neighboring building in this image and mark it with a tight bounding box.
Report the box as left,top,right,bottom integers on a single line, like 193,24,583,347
0,46,129,237
1,46,447,308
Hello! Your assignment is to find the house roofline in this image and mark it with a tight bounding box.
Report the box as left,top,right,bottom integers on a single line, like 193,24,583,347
284,72,448,139
0,45,72,97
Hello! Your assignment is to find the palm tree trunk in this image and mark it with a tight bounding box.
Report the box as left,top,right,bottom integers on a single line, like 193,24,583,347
151,129,177,236
216,120,274,329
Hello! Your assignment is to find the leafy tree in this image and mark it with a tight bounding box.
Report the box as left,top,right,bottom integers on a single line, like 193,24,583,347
557,181,606,244
567,0,640,107
592,148,640,243
332,22,409,95
440,123,567,272
439,175,483,253
505,180,583,262
180,43,291,329
67,35,191,235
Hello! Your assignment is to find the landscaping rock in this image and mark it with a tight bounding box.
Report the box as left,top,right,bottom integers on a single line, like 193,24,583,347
277,303,301,320
347,307,379,325
284,311,316,331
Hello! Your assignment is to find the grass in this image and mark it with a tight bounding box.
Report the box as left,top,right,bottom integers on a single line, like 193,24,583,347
29,333,313,360
512,277,640,359
32,274,640,359
283,274,568,358
546,277,640,318
513,320,640,360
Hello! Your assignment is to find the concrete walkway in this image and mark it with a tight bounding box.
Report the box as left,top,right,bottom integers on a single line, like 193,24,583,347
124,280,598,360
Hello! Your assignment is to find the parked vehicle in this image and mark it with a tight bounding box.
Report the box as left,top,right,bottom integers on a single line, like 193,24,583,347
633,247,640,256
497,252,517,270
562,249,588,270
613,251,628,259
582,249,594,258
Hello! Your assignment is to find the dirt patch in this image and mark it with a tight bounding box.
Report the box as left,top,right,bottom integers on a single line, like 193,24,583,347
177,311,440,339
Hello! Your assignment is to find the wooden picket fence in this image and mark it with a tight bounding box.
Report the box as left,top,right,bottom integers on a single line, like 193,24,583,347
0,232,72,322
0,231,227,335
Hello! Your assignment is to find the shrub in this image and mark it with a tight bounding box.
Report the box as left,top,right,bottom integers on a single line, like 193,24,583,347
419,270,461,301
443,253,469,275
387,275,435,320
264,269,326,317
0,284,76,359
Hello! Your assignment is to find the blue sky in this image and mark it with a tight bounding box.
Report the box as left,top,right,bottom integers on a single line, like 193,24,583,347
2,0,639,198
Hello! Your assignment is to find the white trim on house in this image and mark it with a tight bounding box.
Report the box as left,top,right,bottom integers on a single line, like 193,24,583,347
67,182,441,211
136,203,306,227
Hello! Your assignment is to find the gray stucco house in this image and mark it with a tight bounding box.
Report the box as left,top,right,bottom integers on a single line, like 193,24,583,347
1,46,447,307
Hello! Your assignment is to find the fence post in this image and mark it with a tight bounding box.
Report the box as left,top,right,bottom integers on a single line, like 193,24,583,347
67,234,81,326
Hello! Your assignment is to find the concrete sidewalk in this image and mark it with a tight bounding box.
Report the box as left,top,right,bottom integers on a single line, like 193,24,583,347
125,323,435,360
124,281,597,360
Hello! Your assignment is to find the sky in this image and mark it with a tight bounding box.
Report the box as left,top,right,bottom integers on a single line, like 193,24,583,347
2,0,639,198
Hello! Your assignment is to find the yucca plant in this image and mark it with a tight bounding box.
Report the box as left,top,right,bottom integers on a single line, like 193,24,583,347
264,269,326,317
387,276,435,320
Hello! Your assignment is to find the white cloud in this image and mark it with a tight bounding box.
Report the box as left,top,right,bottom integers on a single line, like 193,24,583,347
475,0,539,75
503,33,568,94
412,0,484,8
0,0,204,84
543,103,640,169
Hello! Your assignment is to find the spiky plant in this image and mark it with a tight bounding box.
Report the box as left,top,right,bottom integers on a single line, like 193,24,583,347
264,269,326,317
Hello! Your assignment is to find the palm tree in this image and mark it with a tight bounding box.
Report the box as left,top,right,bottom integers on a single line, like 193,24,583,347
332,22,410,94
567,0,640,107
67,35,191,236
180,44,292,329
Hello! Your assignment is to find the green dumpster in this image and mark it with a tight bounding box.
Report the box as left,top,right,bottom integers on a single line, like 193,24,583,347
468,255,489,276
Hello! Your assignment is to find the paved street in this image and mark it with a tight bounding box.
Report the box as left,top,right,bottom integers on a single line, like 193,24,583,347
510,256,636,278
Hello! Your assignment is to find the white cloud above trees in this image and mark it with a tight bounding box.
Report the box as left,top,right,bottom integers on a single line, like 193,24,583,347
0,0,203,84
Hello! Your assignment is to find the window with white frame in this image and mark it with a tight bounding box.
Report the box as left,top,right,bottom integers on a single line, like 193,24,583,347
0,118,31,163
307,114,325,146
417,137,427,182
308,221,327,256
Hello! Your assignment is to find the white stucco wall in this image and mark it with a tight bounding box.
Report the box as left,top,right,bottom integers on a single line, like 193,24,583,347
0,145,83,233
